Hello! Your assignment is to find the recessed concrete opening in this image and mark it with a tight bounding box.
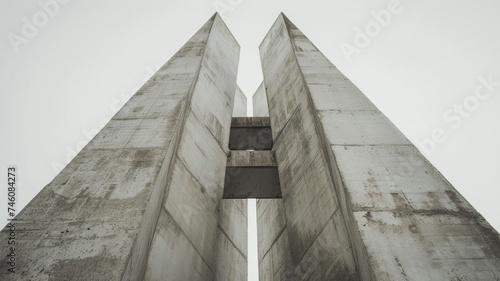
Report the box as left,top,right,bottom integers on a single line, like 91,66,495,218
224,115,278,280
223,118,281,199
228,117,273,150
224,167,281,198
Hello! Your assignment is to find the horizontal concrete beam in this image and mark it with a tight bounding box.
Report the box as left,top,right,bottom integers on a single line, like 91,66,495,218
231,117,270,127
227,151,276,167
223,151,281,199
229,117,273,150
223,167,281,199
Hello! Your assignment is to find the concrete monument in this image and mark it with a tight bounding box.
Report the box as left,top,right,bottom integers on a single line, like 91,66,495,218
1,13,499,281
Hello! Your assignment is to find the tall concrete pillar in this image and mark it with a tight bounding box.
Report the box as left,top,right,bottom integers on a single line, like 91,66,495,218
142,13,242,281
260,14,359,281
260,13,500,280
212,88,248,281
253,83,294,280
0,14,246,281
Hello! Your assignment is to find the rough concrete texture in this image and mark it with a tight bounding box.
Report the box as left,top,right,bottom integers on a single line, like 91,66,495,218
252,82,269,117
212,198,248,281
3,11,499,281
212,85,248,280
260,13,500,280
0,14,247,281
144,13,245,281
257,199,294,280
229,117,273,150
225,117,279,198
224,151,281,199
231,117,271,128
260,14,358,281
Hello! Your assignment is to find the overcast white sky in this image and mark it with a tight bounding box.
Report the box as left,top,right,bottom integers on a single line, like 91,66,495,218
1,1,500,280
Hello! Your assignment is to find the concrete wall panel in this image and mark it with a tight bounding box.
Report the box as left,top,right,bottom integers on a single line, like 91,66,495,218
272,12,500,281
217,199,248,257
257,199,293,281
252,82,269,117
0,14,246,281
233,86,247,117
212,226,247,281
145,13,243,280
144,210,211,281
259,14,360,280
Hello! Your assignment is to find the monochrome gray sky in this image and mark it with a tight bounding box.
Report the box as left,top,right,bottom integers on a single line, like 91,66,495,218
1,1,500,280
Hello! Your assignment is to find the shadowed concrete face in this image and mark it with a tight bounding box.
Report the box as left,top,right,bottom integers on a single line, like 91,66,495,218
229,117,273,150
224,117,281,198
224,151,281,199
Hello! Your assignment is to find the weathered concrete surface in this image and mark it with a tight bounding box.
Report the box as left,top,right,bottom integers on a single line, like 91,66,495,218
229,117,273,150
257,199,293,280
252,82,269,117
144,13,243,281
260,13,500,280
260,14,359,280
0,15,209,281
212,198,248,281
0,13,246,281
3,11,498,281
212,87,248,281
231,117,270,127
225,117,280,198
224,151,281,199
227,150,276,167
